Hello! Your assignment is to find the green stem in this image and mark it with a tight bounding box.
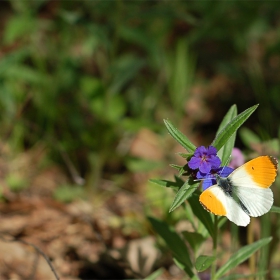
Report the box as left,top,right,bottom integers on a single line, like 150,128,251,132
211,216,218,280
248,218,255,280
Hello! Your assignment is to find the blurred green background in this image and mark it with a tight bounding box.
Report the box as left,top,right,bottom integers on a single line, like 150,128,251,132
1,1,280,278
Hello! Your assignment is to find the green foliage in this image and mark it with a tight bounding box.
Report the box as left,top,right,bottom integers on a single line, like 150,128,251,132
182,231,205,253
145,268,164,280
215,237,272,279
148,216,195,278
169,181,199,213
216,105,237,165
195,255,216,272
53,185,85,203
1,1,280,190
211,104,259,151
188,194,215,238
6,174,28,192
164,119,196,152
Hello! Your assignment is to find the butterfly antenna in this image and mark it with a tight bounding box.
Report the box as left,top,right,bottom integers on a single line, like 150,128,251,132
193,177,214,182
193,178,206,182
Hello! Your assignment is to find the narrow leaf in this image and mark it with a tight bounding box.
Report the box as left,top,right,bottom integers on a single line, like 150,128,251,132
211,104,258,152
270,206,280,214
169,181,199,212
182,231,205,252
177,152,192,159
170,164,182,171
164,119,196,152
217,105,238,134
145,268,164,280
216,105,238,165
173,259,200,280
215,237,272,278
148,217,194,277
170,164,189,176
220,271,268,280
195,255,216,272
149,178,181,189
188,194,214,237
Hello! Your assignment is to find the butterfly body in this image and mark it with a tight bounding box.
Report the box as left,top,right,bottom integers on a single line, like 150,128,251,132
199,156,278,226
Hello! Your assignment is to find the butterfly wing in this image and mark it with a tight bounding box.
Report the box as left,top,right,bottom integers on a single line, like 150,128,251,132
199,184,250,226
228,156,277,188
228,156,277,217
234,187,273,217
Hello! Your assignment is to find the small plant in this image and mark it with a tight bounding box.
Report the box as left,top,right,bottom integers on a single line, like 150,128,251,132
149,104,280,279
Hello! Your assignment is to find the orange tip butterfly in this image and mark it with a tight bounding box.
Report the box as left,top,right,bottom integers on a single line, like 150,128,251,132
199,156,278,227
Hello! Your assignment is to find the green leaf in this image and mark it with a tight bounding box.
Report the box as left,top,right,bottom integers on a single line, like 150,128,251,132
216,105,238,165
170,164,189,176
211,104,259,152
173,259,200,280
149,176,183,190
177,152,192,159
215,237,272,279
170,164,183,171
270,206,280,214
145,268,164,280
188,194,215,238
195,255,216,272
148,217,194,277
169,181,199,212
220,271,268,280
182,231,205,253
164,119,196,152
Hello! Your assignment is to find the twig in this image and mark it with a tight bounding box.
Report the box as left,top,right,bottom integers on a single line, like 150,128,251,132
0,234,60,280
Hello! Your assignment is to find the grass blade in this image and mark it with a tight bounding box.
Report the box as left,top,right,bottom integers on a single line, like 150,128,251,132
164,119,196,152
216,105,238,165
211,104,258,152
148,216,194,277
215,237,272,278
188,194,214,238
169,181,199,212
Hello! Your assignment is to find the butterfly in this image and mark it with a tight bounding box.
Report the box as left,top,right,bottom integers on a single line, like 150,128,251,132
199,156,278,226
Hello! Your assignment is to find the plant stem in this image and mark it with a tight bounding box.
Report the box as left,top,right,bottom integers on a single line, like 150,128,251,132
248,218,255,280
211,215,218,280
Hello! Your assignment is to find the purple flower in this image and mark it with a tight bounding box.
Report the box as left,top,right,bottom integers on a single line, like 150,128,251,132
188,146,221,177
200,166,234,190
229,147,245,169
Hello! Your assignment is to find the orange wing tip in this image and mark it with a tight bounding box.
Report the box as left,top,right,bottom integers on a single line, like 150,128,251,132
199,191,227,216
244,156,278,188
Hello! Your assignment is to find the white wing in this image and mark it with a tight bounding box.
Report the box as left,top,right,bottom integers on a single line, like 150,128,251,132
200,185,250,227
235,187,273,217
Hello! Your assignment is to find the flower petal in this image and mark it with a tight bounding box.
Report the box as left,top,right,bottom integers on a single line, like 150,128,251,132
197,171,208,179
194,146,207,157
217,166,234,177
208,155,221,169
207,146,218,156
199,160,211,173
202,178,216,190
188,157,201,170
